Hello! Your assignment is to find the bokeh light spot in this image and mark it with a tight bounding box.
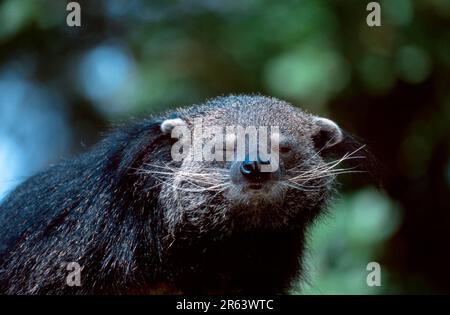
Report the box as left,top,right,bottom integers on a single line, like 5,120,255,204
78,43,135,115
396,46,432,84
264,46,349,104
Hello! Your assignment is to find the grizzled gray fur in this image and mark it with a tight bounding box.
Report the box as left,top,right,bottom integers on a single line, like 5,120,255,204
0,95,369,294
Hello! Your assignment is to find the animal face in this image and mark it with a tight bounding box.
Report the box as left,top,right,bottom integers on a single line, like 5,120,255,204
146,96,361,236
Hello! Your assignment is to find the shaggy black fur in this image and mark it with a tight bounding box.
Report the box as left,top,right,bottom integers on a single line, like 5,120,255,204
0,95,370,294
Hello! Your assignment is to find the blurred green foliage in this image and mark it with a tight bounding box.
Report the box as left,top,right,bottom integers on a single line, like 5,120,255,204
0,0,449,294
295,188,402,294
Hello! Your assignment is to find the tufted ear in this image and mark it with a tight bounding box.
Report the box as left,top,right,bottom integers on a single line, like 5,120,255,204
114,118,186,178
311,117,383,188
312,117,343,150
160,118,186,135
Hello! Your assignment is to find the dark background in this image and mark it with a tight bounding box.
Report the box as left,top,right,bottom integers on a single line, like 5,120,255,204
0,0,449,294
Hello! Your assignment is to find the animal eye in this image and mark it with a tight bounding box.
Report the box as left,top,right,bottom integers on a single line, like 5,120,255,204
279,146,292,154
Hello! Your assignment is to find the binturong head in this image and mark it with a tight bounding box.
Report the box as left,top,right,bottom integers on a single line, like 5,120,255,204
149,95,368,237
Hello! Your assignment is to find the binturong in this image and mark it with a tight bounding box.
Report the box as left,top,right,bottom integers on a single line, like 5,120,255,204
0,95,374,294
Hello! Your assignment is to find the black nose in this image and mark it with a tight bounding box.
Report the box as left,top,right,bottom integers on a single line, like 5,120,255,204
240,156,271,180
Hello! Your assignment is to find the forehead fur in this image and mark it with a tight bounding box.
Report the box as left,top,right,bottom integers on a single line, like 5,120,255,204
176,95,316,139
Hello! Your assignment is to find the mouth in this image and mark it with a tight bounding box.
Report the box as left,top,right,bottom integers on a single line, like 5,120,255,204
247,183,263,190
227,180,286,213
242,179,276,192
